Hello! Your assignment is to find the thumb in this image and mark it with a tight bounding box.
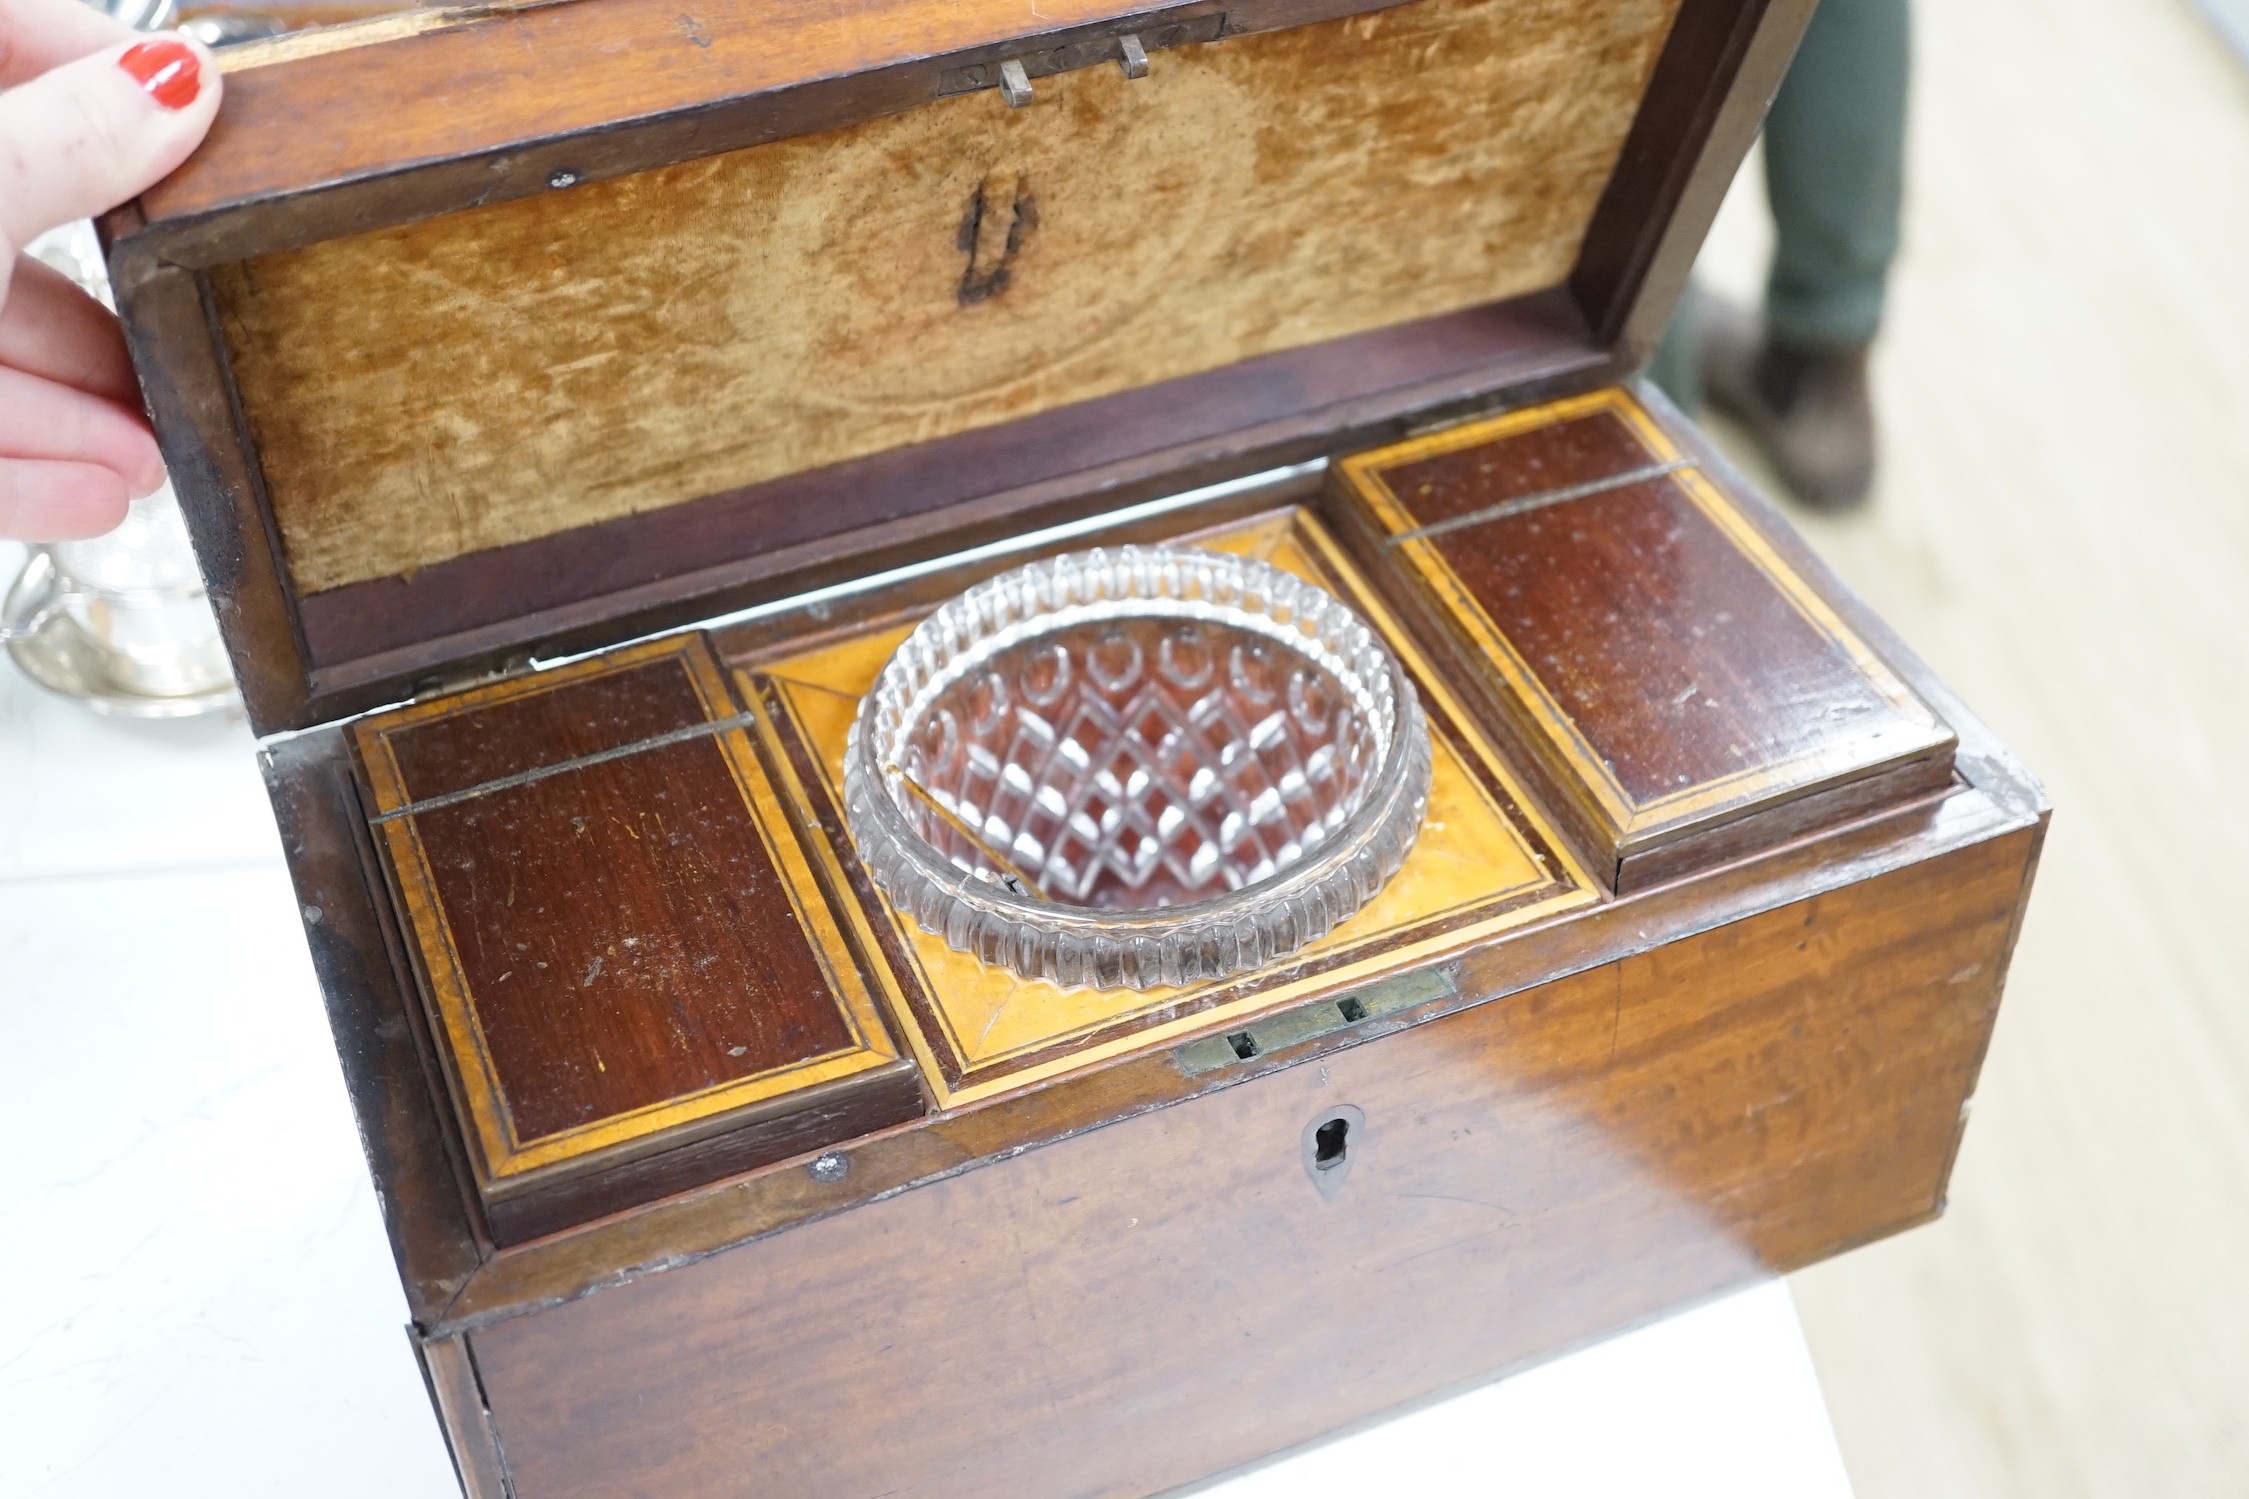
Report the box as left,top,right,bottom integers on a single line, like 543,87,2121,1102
0,34,222,264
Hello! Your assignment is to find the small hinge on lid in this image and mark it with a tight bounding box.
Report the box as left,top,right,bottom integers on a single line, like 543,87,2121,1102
409,656,532,703
936,14,1223,101
1403,402,1517,440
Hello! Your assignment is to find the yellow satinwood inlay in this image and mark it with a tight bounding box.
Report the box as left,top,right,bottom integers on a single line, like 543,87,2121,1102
750,509,1597,1108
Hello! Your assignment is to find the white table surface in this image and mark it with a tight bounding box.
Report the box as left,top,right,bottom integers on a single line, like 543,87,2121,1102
0,550,1854,1497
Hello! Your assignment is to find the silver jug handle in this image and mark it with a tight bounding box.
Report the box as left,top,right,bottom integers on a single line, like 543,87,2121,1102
82,0,180,32
0,552,96,645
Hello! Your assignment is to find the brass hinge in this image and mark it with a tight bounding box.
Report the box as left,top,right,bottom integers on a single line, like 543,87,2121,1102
408,656,533,703
938,15,1225,106
1403,398,1525,441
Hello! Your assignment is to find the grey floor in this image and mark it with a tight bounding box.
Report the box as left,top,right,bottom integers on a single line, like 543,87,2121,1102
1692,0,2249,1491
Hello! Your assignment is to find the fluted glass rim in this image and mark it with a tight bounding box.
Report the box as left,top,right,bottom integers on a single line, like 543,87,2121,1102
841,544,1432,990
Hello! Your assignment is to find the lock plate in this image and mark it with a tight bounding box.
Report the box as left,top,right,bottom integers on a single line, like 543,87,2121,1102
1173,968,1456,1078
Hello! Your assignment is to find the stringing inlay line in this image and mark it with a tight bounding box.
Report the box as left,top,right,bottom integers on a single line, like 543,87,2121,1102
1384,458,1694,545
370,711,763,823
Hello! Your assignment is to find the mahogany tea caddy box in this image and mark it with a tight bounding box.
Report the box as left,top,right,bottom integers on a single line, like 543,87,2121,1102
104,0,2046,1491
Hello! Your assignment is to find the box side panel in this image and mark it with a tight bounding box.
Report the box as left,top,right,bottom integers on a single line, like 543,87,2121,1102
416,1333,511,1499
262,728,488,1322
466,825,2030,1499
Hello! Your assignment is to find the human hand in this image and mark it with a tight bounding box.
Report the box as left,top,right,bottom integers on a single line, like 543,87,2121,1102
2,0,220,541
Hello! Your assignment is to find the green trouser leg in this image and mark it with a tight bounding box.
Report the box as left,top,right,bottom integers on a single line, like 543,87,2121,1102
1764,0,1911,350
1647,0,1911,409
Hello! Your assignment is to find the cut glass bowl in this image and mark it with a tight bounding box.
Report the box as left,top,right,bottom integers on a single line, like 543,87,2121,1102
842,545,1432,990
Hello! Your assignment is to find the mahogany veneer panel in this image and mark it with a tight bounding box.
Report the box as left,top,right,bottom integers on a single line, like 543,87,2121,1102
1399,425,1905,798
1337,388,1955,889
209,0,1683,596
464,825,2033,1499
379,651,715,800
351,635,921,1241
400,745,853,1142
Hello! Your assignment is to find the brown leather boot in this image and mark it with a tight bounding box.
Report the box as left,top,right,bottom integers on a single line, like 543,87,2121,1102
1700,297,1879,511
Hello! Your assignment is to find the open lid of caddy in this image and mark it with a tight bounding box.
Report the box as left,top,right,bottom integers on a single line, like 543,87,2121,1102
104,0,1817,736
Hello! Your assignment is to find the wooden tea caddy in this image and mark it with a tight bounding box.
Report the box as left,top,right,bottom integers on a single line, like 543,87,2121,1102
104,0,2045,1491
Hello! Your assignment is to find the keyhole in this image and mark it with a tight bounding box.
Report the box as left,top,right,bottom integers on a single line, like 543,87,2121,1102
1302,1104,1365,1199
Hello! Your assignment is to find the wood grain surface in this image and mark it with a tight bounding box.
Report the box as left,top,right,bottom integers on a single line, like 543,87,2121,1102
349,637,920,1235
462,824,2032,1499
1389,414,1921,799
148,0,1237,226
208,0,1682,596
1337,389,1954,886
395,738,855,1145
377,652,712,801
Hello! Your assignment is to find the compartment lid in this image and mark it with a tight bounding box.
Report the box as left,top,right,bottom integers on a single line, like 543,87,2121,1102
1334,388,1959,891
350,632,924,1242
107,0,1817,734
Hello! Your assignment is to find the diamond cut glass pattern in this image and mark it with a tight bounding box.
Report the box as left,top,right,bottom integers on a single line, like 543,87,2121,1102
912,620,1373,907
844,547,1432,989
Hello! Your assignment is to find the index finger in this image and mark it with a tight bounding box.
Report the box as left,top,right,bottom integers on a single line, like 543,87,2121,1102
0,0,134,86
0,34,222,265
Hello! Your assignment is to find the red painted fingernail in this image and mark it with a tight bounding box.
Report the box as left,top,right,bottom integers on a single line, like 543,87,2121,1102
119,39,202,111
